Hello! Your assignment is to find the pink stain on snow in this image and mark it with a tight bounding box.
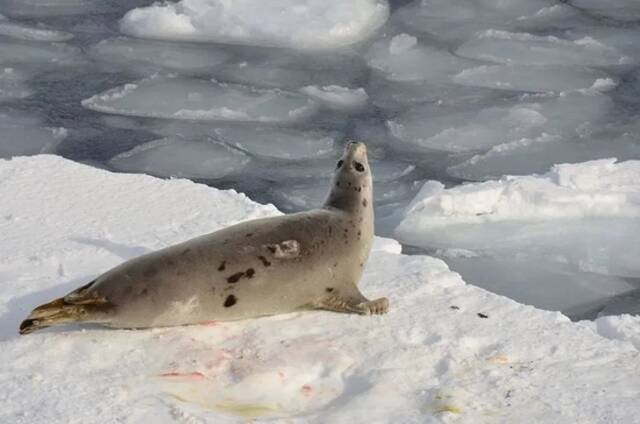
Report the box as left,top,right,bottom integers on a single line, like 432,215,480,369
301,384,313,397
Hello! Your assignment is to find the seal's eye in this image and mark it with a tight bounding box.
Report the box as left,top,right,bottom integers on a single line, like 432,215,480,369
336,160,344,169
353,161,365,172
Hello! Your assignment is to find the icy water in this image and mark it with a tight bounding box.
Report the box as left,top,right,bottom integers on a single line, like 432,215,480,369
1,0,640,318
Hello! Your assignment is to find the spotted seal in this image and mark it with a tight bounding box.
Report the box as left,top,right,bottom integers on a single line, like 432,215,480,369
20,141,388,334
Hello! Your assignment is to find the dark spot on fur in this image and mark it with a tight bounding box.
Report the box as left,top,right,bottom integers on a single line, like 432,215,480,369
267,246,276,254
450,305,460,310
258,255,271,267
181,248,192,256
356,187,361,192
218,261,226,271
359,262,363,268
227,272,244,283
245,233,253,237
333,262,338,268
336,181,340,187
362,199,368,207
354,161,365,172
348,182,352,187
166,259,175,267
477,312,489,319
140,288,148,296
246,268,255,278
224,295,237,307
143,267,158,278
325,287,334,293
336,159,343,169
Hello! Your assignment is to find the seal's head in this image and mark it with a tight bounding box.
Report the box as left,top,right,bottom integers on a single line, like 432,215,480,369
324,141,372,212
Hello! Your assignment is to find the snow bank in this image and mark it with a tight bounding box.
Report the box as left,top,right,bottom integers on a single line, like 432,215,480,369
1,155,639,422
119,0,389,51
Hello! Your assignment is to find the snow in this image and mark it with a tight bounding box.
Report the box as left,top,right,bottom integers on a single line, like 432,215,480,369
82,75,318,123
119,0,389,51
1,155,639,422
396,159,640,315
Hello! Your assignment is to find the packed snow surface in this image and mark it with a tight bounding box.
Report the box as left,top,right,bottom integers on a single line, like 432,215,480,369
120,0,389,51
1,155,639,423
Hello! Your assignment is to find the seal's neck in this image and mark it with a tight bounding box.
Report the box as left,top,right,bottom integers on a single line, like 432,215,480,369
323,175,373,218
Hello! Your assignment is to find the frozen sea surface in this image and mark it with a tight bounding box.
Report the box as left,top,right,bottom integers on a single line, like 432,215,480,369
1,0,640,318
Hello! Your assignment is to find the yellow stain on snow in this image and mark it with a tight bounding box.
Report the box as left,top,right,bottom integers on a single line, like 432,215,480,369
432,404,463,414
168,393,279,419
214,402,280,418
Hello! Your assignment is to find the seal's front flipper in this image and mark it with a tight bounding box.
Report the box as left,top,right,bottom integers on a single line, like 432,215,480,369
311,293,389,316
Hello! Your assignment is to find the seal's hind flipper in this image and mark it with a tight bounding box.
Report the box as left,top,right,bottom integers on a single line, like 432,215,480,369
19,280,108,335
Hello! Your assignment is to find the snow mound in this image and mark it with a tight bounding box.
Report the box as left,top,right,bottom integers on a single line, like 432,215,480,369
399,159,640,231
1,155,639,422
82,75,317,123
119,0,389,51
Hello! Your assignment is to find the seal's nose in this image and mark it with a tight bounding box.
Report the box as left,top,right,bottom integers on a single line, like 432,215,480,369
345,141,367,157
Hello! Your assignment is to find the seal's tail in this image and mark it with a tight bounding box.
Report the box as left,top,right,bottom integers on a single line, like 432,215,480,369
19,281,108,335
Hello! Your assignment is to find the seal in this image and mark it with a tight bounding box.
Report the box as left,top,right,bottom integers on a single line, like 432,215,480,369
19,141,389,335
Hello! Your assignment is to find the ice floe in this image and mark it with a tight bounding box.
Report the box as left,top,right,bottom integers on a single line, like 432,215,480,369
120,0,389,51
88,37,230,75
1,155,639,423
367,33,477,82
388,91,612,153
110,136,250,179
0,14,73,41
0,111,66,157
396,159,640,314
300,85,368,111
82,75,318,123
456,30,632,66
